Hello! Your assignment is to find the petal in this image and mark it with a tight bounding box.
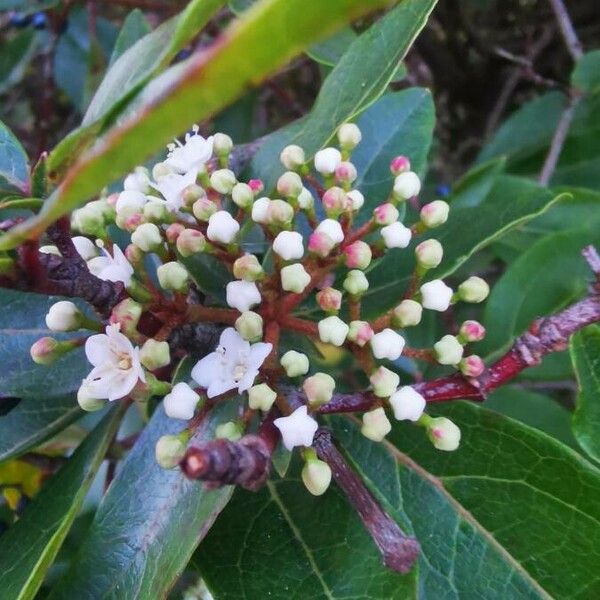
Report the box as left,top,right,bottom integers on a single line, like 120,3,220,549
87,256,110,278
219,327,245,352
85,334,113,366
246,342,273,371
207,377,237,399
191,352,219,388
237,369,259,393
108,369,139,401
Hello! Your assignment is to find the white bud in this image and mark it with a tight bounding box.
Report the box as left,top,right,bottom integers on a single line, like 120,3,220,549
392,299,422,327
192,197,217,221
233,254,264,281
281,263,311,293
226,280,261,312
266,199,294,226
140,338,171,370
428,417,461,451
434,335,464,365
297,187,314,210
72,236,97,261
163,382,200,420
343,270,369,296
347,189,364,210
143,200,170,223
381,221,412,249
415,239,443,269
45,301,81,332
176,229,207,257
213,132,233,156
361,407,392,442
303,372,335,407
209,169,236,194
302,458,332,496
155,434,187,469
157,261,189,292
318,315,349,347
207,210,240,244
251,197,271,224
72,203,105,235
131,222,162,252
235,311,263,342
248,383,277,411
420,200,449,228
115,190,147,220
280,144,306,170
369,366,400,398
420,279,453,312
373,203,399,226
337,122,362,150
277,171,303,198
393,171,421,200
314,147,342,175
315,219,344,244
280,350,310,377
231,182,254,209
458,276,489,303
39,245,60,255
370,328,405,360
77,380,105,412
273,231,304,261
389,387,426,421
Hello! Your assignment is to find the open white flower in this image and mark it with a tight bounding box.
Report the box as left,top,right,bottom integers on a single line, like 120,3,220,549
72,236,97,260
191,327,272,398
82,324,145,401
88,244,134,286
274,405,319,450
165,131,213,173
151,169,198,211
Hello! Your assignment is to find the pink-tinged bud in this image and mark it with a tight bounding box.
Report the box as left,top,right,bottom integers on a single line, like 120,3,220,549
124,213,144,232
459,320,486,343
427,416,461,451
335,161,357,184
110,298,142,335
392,299,422,327
303,372,335,407
373,203,399,226
415,239,443,269
420,200,450,229
347,320,374,347
369,366,399,398
266,199,294,226
248,179,264,194
316,287,342,313
390,155,411,175
192,197,217,222
30,337,76,365
308,231,336,258
277,171,303,198
233,253,264,281
361,407,392,442
343,240,372,270
176,229,207,257
106,192,119,207
124,243,144,266
280,145,306,171
165,223,185,243
322,186,349,217
459,355,485,377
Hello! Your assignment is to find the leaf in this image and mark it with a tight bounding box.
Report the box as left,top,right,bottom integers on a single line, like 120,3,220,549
0,0,59,12
0,404,125,600
1,0,408,250
572,49,600,96
0,29,38,95
47,403,236,600
180,252,231,304
571,325,600,463
249,0,438,190
108,9,152,67
307,26,357,66
0,119,29,196
449,157,506,209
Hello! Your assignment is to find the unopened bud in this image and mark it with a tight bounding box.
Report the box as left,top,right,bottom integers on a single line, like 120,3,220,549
316,287,342,313
297,187,314,210
273,231,304,261
209,169,236,194
308,231,335,258
77,381,105,412
233,254,264,281
157,261,189,292
280,350,310,377
459,355,485,377
420,200,449,228
277,171,303,198
215,421,243,441
226,280,261,312
124,166,151,193
335,161,357,185
248,383,277,411
192,197,217,221
213,132,233,157
337,122,362,151
343,240,372,270
420,279,453,312
390,155,411,175
373,203,399,226
458,276,489,303
392,299,422,327
231,182,254,209
381,221,412,249
110,298,142,335
314,147,342,175
267,199,294,227
39,245,60,256
347,320,374,347
369,366,399,398
280,144,306,171
315,219,344,244
281,263,311,293
415,239,443,269
343,270,369,296
347,189,364,210
131,222,163,252
389,387,425,421
393,171,421,200
152,161,172,181
322,186,349,217
176,229,207,257
140,339,171,370
303,372,335,407
207,210,240,244
370,328,405,360
458,320,486,343
143,200,171,223
235,311,263,342
115,190,146,220
30,337,75,365
427,416,461,451
361,407,391,442
251,197,270,224
248,179,264,194
165,223,184,244
45,301,82,332
72,203,105,235
318,315,349,346
302,456,332,496
124,244,144,266
434,334,464,365
163,382,200,420
155,434,188,469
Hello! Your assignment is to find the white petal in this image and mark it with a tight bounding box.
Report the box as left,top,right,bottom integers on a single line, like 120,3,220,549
191,352,219,389
84,333,113,367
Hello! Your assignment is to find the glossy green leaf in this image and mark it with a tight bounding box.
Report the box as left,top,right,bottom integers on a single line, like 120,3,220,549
0,120,29,195
0,29,38,95
307,26,357,66
449,157,506,209
48,403,236,600
249,0,439,190
1,0,406,250
0,404,125,600
108,9,152,67
572,49,600,96
180,252,231,303
571,325,600,463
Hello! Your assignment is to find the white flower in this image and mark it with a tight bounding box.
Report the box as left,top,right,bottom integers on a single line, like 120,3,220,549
420,279,453,312
347,190,364,210
315,219,344,244
207,210,240,244
45,301,81,332
314,147,342,175
165,131,213,173
370,328,405,360
151,169,198,211
318,316,349,346
389,387,426,421
72,236,97,260
274,405,319,450
226,280,261,312
115,190,148,219
124,167,151,193
251,197,271,223
82,324,145,401
163,382,200,420
191,327,272,398
273,231,304,260
88,244,134,286
381,221,412,249
393,171,421,199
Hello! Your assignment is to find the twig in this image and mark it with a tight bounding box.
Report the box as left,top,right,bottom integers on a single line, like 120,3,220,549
547,0,583,61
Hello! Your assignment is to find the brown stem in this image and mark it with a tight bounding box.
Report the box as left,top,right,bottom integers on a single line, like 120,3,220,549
547,0,583,61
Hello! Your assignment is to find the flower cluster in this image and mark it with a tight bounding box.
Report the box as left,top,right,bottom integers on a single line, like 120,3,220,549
31,121,490,497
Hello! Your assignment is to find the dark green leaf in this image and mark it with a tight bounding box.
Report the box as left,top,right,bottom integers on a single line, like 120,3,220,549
307,27,357,66
449,157,506,209
0,29,38,95
571,325,600,463
0,404,125,600
571,49,600,96
0,0,59,12
0,119,29,195
108,9,152,67
180,252,231,304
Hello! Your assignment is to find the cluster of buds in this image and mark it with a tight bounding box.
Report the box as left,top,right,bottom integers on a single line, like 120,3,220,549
31,121,490,498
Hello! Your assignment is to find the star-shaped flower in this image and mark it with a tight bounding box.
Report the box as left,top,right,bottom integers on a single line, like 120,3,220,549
87,244,134,286
274,406,319,450
151,169,198,211
165,131,214,173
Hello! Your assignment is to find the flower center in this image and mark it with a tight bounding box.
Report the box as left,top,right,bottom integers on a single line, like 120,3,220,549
117,352,132,371
232,363,247,382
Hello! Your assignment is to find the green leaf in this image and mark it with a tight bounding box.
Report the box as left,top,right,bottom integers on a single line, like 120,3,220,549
180,252,231,304
449,157,506,209
47,403,236,600
571,325,600,463
0,29,38,95
0,0,59,13
572,49,600,95
0,119,29,196
0,404,125,600
108,9,152,67
307,26,357,66
1,0,408,250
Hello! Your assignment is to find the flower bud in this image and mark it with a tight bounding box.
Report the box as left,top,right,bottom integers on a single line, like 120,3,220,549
343,270,369,296
131,222,163,252
155,434,188,469
314,147,342,175
181,184,206,207
302,457,332,496
277,171,303,198
248,178,264,194
318,315,349,346
231,182,254,209
316,287,342,313
235,311,263,342
434,334,464,365
308,231,336,258
209,169,236,194
213,132,233,157
427,416,461,451
115,190,146,220
267,199,294,227
143,200,170,223
393,171,421,200
458,276,489,303
207,210,240,244
322,186,349,217
415,239,443,269
347,320,374,347
335,161,357,185
343,240,372,270
459,355,485,377
215,421,243,441
361,407,391,442
420,200,449,228
389,387,426,421
347,189,364,210
248,383,277,411
226,280,261,312
152,161,173,181
459,320,486,343
251,196,271,224
337,122,362,151
39,245,60,256
280,144,306,170
30,337,74,365
124,166,151,193
77,381,105,412
176,228,207,257
122,213,144,233
370,328,405,360
273,231,304,261
281,263,311,294
157,261,189,292
392,299,422,328
192,197,217,221
373,203,399,226
45,301,82,332
140,338,171,370
420,279,453,312
72,203,105,235
303,372,335,407
315,219,344,244
297,187,314,210
124,243,144,266
280,350,310,377
165,223,185,244
233,254,264,281
72,236,97,261
163,382,200,420
390,155,411,175
381,221,412,249
369,366,400,398
110,298,142,335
